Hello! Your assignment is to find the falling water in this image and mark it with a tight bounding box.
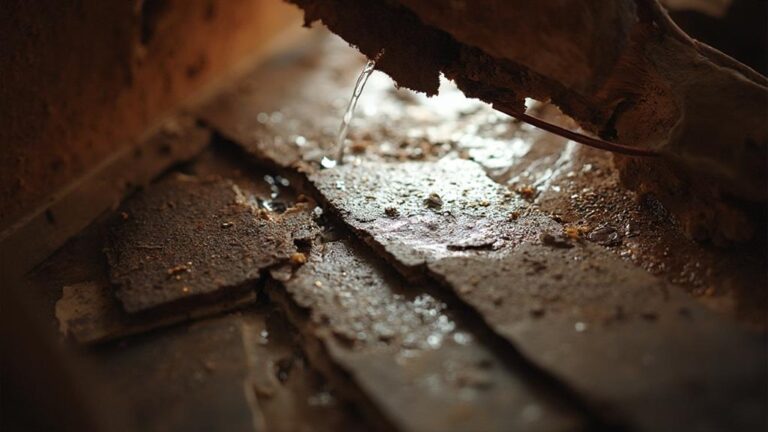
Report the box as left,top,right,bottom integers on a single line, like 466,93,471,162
321,59,377,168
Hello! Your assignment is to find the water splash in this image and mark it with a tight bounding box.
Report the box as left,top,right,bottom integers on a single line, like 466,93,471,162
320,156,337,169
333,59,377,165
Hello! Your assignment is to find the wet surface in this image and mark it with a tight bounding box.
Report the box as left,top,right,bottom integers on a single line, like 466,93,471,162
26,146,362,432
105,174,318,313
200,31,766,329
496,140,768,329
309,159,552,268
312,159,766,432
241,306,369,432
271,238,581,432
93,313,260,432
199,35,492,171
198,31,767,431
22,29,768,432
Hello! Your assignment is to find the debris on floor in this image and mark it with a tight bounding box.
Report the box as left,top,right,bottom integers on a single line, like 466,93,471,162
269,238,582,432
311,159,766,432
105,174,318,313
24,30,767,432
197,32,766,431
201,32,766,330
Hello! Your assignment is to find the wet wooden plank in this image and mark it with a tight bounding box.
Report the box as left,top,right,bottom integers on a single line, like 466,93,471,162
197,33,767,430
105,174,318,313
269,238,583,432
309,159,767,432
199,29,768,331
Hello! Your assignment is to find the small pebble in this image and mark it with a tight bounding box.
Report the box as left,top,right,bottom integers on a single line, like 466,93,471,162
385,206,400,218
424,192,443,209
540,233,574,249
290,252,307,265
588,224,622,247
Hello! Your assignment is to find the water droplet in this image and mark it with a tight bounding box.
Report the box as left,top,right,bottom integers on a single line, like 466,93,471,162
452,332,472,345
269,111,283,123
275,176,290,187
320,157,337,169
427,334,442,349
308,391,335,407
574,322,587,332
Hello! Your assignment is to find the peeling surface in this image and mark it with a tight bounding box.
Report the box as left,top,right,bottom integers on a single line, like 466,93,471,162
312,160,767,432
200,32,766,327
196,33,767,431
27,145,368,431
272,239,582,432
106,174,318,313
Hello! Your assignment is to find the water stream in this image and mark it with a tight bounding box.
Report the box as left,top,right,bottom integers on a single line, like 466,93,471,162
321,59,377,168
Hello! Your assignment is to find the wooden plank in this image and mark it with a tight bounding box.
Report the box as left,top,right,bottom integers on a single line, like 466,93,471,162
310,159,766,432
269,239,582,432
105,174,317,313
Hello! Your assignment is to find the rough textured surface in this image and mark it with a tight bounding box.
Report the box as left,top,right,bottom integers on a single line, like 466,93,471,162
291,0,452,95
272,239,582,432
106,174,318,313
26,146,373,431
309,160,550,268
310,159,766,432
477,131,768,329
0,0,300,231
285,0,768,244
200,33,766,327
397,0,637,93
